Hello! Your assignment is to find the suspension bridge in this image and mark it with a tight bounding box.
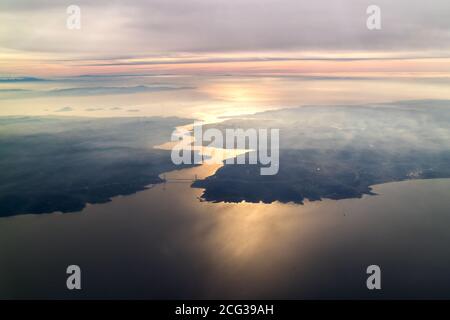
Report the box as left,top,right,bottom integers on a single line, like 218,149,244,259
160,174,199,183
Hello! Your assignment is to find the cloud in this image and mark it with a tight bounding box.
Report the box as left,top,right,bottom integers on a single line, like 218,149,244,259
1,0,449,57
0,84,193,100
55,106,73,112
83,54,450,68
46,85,192,96
0,77,45,82
0,88,31,93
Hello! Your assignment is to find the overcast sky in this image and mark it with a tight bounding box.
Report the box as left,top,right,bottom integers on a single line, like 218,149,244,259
1,0,449,75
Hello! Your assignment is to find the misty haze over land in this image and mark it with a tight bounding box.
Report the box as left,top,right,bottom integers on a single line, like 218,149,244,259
194,100,450,203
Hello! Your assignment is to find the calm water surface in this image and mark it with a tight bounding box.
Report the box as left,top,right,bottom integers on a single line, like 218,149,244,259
1,158,450,299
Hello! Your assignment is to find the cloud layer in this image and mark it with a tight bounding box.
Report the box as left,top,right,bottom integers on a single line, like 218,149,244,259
1,0,449,56
1,0,449,76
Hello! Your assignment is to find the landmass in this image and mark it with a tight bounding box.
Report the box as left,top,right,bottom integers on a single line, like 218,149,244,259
192,100,450,204
0,116,194,217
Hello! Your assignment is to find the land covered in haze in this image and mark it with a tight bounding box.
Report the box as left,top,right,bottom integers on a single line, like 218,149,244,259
193,100,450,204
0,116,194,217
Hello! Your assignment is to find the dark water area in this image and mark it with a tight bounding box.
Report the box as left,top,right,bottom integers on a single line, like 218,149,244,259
1,157,450,299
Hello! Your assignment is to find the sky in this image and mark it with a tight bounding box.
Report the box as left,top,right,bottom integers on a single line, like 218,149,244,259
1,0,450,76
